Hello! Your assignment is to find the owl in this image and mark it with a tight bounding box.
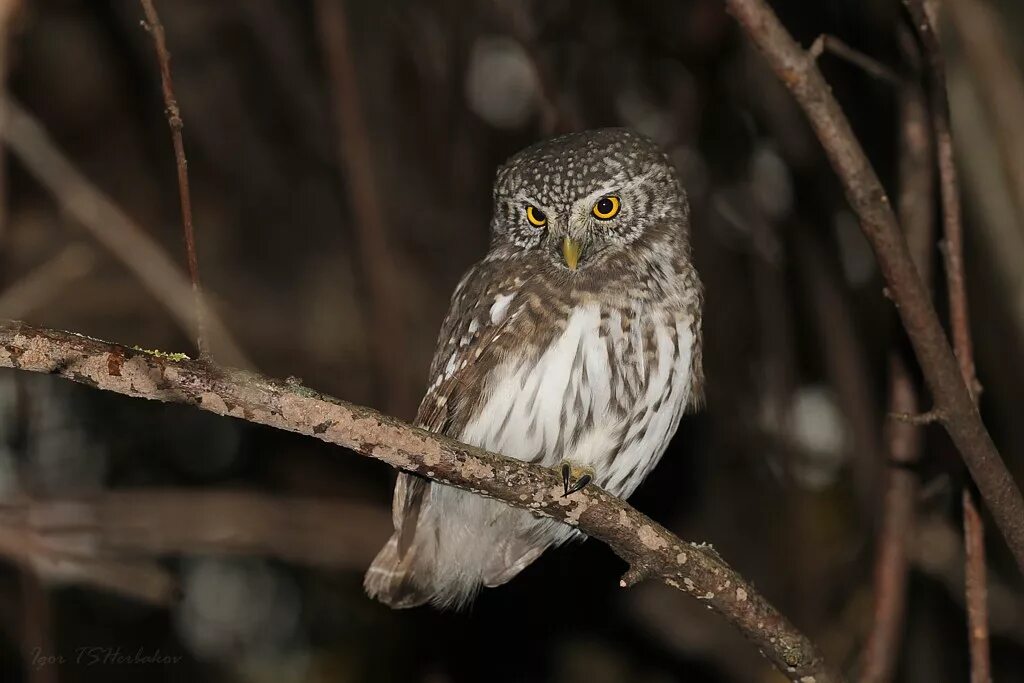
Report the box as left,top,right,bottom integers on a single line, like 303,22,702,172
364,128,703,609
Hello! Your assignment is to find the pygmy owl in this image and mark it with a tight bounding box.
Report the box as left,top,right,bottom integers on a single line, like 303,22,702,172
364,128,704,609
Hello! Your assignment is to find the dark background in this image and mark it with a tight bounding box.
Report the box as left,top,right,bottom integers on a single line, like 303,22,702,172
0,0,1022,681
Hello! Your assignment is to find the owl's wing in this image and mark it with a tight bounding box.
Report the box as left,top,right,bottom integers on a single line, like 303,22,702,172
364,263,524,607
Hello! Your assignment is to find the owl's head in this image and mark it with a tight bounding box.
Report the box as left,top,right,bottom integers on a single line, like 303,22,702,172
490,128,689,272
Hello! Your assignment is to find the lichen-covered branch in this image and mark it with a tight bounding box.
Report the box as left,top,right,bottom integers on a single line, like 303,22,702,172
0,320,841,683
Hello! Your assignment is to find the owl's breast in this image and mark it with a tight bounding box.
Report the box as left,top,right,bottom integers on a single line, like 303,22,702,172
459,298,696,497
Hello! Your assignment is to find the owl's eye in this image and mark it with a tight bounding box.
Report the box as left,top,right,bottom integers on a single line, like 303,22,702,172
526,205,547,227
593,195,621,220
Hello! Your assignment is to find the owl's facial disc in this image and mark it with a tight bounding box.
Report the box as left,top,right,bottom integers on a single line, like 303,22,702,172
492,128,688,271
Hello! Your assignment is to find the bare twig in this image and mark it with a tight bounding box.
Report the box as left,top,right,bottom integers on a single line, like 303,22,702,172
903,2,992,677
0,97,250,368
138,0,209,360
313,0,411,414
903,0,978,398
861,357,923,683
963,490,991,683
809,35,902,87
860,62,934,683
724,0,1024,577
0,320,842,683
888,409,942,425
913,514,1024,644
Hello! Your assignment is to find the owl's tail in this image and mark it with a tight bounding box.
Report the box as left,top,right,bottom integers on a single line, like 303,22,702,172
364,478,564,610
363,534,434,609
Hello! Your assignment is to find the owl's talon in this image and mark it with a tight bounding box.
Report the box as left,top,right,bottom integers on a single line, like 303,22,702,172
559,461,594,497
564,472,592,497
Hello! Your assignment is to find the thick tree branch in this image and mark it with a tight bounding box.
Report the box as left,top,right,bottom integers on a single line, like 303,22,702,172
724,0,1024,577
0,320,841,683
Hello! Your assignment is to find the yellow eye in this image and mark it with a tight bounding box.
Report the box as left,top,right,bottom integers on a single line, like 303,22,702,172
593,195,620,220
526,205,547,227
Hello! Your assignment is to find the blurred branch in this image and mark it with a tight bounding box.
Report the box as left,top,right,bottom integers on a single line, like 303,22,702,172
0,0,18,249
0,97,251,368
949,53,1024,357
914,514,1024,645
0,490,390,570
861,358,922,683
0,243,96,319
794,224,878,511
0,320,842,683
313,0,411,415
860,62,934,683
0,505,176,605
138,0,210,360
724,0,1024,577
946,0,1024,235
963,490,991,683
903,2,992,677
497,0,583,134
809,35,901,86
18,568,54,683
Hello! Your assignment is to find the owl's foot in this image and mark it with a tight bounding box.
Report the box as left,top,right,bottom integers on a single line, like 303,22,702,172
560,461,595,497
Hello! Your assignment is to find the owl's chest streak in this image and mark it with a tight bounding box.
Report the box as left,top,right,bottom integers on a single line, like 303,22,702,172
459,301,694,496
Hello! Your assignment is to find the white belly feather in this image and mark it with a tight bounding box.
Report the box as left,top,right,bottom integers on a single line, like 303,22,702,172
460,302,695,498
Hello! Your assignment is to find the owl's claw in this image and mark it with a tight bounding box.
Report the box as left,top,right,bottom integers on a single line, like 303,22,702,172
560,461,594,497
564,472,593,496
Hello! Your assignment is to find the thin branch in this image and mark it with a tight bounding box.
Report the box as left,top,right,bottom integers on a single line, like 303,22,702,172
903,2,992,677
809,35,902,87
913,514,1024,645
0,97,251,368
903,0,978,398
0,320,842,683
963,490,992,683
860,357,923,683
724,0,1024,577
860,60,934,683
888,409,942,425
138,0,209,360
313,0,411,414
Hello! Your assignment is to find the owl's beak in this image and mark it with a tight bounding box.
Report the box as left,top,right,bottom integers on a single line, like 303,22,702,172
562,237,582,271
